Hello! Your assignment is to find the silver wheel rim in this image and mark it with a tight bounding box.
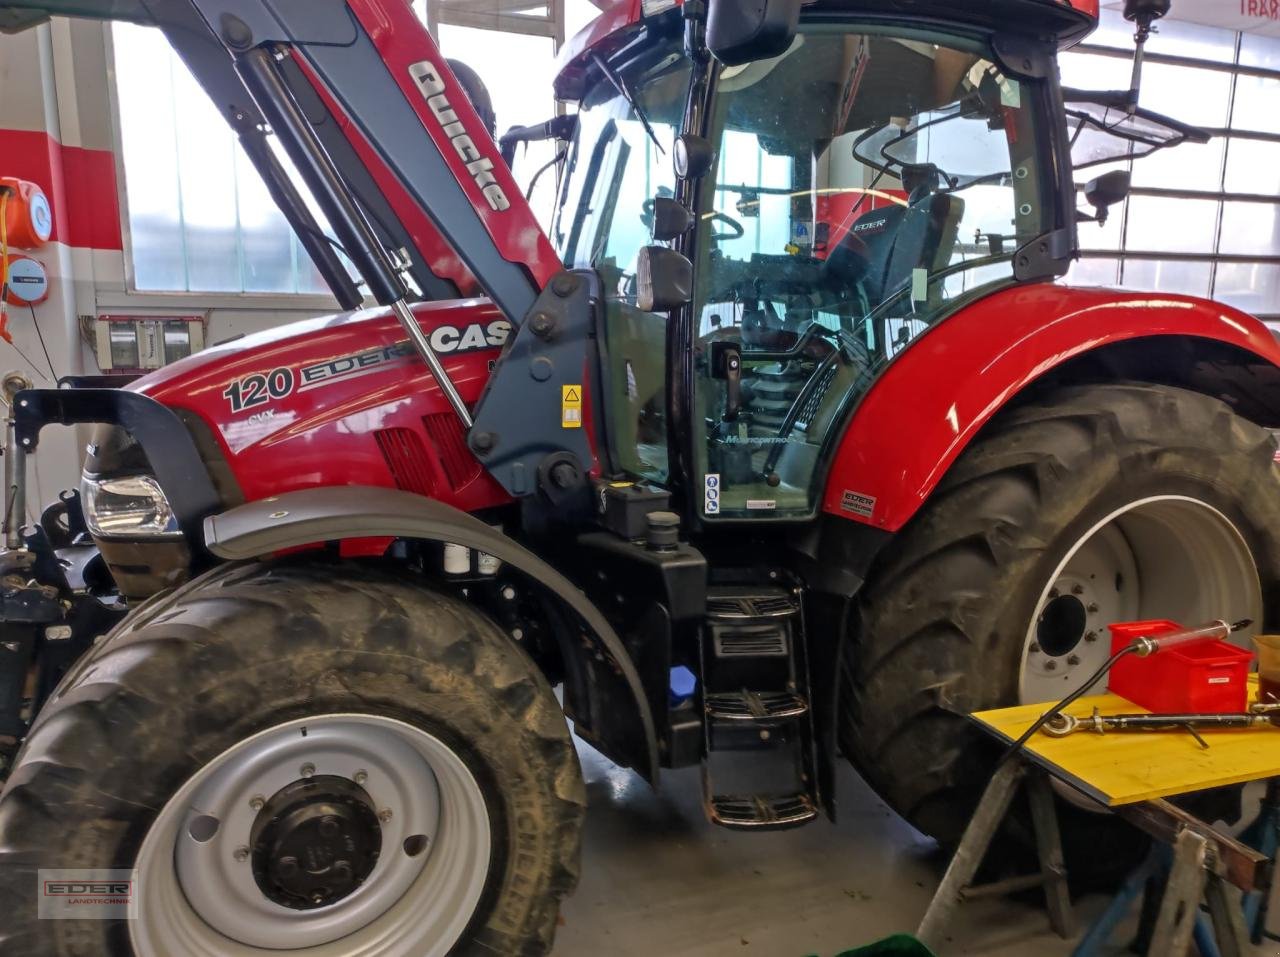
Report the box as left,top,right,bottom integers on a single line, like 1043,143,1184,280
132,714,491,957
1020,495,1263,704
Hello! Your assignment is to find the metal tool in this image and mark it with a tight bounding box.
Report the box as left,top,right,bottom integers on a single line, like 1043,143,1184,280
1044,708,1275,748
1128,619,1250,657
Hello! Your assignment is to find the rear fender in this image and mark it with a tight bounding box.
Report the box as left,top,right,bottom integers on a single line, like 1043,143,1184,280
822,284,1280,533
203,485,659,781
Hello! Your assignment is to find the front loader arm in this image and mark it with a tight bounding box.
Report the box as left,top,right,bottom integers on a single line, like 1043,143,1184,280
221,0,560,321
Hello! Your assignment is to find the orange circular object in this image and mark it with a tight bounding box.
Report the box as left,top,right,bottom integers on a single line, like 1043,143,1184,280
4,254,49,305
1,177,53,249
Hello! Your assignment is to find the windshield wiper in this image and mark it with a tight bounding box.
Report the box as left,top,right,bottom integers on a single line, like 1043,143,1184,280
591,52,665,155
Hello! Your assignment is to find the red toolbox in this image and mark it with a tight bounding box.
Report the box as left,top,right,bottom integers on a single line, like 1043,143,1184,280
1108,619,1255,713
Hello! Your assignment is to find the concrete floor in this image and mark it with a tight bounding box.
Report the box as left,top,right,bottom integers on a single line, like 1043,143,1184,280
556,740,1278,957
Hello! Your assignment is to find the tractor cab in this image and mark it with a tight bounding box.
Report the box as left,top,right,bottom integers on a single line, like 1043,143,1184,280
546,0,1202,523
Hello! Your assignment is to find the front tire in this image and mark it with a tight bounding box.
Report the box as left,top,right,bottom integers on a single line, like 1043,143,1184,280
841,383,1280,855
0,561,585,957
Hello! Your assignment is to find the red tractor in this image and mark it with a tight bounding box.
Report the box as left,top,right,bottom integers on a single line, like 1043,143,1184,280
0,0,1274,954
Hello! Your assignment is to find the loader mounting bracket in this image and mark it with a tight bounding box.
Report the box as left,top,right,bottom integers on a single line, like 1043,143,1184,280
469,269,600,497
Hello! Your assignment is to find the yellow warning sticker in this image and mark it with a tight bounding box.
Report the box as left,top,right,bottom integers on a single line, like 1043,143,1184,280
562,385,583,429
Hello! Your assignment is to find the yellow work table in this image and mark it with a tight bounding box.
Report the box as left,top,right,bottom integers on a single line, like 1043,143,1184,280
972,675,1280,807
918,676,1276,957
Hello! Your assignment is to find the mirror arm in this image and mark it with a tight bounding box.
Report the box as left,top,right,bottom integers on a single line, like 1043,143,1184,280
1122,0,1171,112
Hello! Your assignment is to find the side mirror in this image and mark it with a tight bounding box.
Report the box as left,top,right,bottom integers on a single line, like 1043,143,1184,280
637,246,693,313
706,0,801,67
1085,170,1131,225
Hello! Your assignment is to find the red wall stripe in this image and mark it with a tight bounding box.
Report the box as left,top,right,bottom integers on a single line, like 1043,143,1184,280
0,128,123,251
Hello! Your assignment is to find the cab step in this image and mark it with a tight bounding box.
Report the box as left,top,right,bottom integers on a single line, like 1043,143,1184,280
699,584,820,832
705,689,808,720
708,792,818,830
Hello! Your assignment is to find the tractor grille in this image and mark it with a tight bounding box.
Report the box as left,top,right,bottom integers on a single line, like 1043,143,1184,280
375,428,437,497
424,412,482,490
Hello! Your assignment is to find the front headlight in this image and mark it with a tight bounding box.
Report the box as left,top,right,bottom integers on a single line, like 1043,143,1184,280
81,474,182,539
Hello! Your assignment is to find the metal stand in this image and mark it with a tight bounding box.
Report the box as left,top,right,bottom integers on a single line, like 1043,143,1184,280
1073,843,1222,957
917,759,1072,951
1070,786,1274,957
1240,778,1280,944
920,759,1272,957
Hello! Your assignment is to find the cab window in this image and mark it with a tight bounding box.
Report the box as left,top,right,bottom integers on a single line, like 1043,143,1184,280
694,28,1046,519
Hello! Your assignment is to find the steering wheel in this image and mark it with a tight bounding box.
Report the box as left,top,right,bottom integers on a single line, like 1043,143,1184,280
708,212,745,243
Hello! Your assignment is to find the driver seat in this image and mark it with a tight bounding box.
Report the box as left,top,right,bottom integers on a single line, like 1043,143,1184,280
824,203,908,305
881,187,965,307
824,164,965,310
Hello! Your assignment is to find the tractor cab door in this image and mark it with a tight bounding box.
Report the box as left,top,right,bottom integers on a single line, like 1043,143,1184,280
552,36,692,486
691,24,1051,520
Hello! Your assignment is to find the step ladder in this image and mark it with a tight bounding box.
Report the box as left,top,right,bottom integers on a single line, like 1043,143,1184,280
699,585,819,830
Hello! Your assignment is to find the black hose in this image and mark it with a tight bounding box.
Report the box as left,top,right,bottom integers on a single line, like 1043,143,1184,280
999,645,1141,764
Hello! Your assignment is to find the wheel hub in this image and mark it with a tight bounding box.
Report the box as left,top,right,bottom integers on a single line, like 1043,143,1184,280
142,714,490,954
251,775,382,910
1036,592,1088,658
1028,578,1106,681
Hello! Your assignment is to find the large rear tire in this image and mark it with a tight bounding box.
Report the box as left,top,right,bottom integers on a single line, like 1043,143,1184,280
0,561,585,957
840,383,1280,861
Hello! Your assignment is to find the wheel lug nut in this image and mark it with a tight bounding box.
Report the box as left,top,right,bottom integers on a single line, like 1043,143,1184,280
1045,660,1058,671
249,795,264,812
354,770,368,786
1049,587,1059,599
378,808,393,824
1084,631,1098,643
1029,642,1041,654
1067,654,1081,666
1088,603,1099,613
300,763,316,778
1072,584,1084,595
234,846,250,862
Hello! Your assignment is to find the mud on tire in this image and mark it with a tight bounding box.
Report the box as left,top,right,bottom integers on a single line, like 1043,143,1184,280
840,383,1280,866
0,560,585,957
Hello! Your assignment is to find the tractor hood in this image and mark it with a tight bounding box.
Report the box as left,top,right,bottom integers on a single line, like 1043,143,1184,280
126,298,514,513
133,298,506,407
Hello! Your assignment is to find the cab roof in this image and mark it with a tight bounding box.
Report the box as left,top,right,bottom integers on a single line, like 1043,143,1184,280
555,0,1100,98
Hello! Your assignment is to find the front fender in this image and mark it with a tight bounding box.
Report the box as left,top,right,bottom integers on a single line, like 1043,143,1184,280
204,485,659,781
822,284,1280,533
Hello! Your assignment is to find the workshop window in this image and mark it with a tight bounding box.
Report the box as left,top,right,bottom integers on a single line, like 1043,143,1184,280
112,23,332,295
1062,8,1280,320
